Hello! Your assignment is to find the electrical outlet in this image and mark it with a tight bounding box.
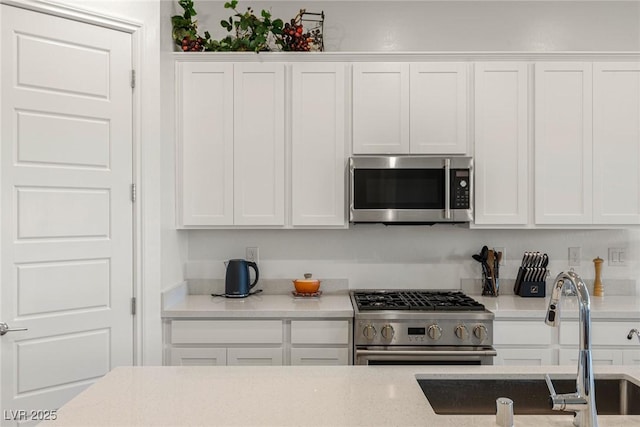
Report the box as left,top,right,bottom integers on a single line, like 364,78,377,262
568,247,581,266
494,247,505,265
246,247,259,263
608,247,627,266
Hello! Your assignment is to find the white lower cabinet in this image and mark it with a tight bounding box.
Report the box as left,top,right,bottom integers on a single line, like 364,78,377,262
494,318,640,366
165,319,351,366
290,320,351,366
493,320,555,366
558,320,640,366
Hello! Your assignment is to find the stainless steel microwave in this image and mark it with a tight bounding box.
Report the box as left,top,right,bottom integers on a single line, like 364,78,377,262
349,156,473,224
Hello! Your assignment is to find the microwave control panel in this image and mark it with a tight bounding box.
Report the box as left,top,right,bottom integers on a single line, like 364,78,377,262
451,170,470,209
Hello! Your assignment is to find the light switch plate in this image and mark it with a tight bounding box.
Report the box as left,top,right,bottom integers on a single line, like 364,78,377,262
608,247,626,266
246,247,259,263
568,247,581,266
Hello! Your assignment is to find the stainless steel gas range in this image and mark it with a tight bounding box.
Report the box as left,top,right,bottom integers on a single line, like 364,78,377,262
350,290,496,365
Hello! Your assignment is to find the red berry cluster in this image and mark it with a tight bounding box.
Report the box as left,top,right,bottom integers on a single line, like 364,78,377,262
181,36,204,52
282,20,311,51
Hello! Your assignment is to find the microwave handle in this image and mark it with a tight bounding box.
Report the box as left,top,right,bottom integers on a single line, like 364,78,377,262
444,158,451,220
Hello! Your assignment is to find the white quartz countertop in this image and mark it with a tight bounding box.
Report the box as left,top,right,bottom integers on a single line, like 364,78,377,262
162,289,640,320
477,295,640,320
49,365,640,426
162,293,354,318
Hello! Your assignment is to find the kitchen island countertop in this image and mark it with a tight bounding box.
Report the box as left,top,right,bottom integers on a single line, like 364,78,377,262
48,364,640,426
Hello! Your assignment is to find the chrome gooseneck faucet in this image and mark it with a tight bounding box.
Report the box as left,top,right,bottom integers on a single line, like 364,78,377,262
544,270,598,427
628,328,640,343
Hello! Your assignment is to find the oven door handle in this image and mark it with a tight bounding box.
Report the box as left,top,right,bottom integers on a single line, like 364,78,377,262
356,349,497,357
444,158,451,220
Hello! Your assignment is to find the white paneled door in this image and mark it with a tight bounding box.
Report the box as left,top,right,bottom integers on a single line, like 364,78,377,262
1,5,134,422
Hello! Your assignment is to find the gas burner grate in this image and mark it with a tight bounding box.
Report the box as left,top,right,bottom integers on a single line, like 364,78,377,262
353,290,485,311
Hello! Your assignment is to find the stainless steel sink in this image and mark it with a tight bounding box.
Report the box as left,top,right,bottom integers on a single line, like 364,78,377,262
417,376,640,415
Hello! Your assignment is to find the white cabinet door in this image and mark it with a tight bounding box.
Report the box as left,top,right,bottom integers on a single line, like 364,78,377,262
291,63,346,226
234,63,285,225
352,62,409,153
494,348,554,366
474,62,529,225
290,348,349,366
493,321,552,346
534,62,593,225
410,63,468,154
290,320,350,345
227,347,283,366
593,62,640,224
176,62,234,226
170,347,227,366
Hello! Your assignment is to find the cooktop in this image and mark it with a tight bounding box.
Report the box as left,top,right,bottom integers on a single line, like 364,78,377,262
352,290,485,311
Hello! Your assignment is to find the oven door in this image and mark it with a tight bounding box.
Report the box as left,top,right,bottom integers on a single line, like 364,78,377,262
355,346,497,366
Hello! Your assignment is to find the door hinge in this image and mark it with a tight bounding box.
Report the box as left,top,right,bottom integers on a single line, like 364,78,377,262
131,297,136,316
131,183,136,202
131,69,136,89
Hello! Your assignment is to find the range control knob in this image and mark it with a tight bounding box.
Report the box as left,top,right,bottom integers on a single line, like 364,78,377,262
473,324,488,341
455,324,469,340
427,324,442,341
381,324,395,340
363,324,377,340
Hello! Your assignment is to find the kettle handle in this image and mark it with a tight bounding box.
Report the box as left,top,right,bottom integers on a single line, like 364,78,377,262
247,261,259,289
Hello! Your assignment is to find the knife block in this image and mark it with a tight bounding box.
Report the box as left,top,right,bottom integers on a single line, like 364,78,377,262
514,267,546,298
517,281,546,297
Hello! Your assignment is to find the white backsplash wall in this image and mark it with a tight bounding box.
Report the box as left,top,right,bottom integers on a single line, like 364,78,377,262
171,1,640,52
185,227,640,293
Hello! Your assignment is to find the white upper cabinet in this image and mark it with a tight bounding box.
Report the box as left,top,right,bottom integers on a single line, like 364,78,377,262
534,62,593,225
233,63,285,226
176,62,285,227
291,63,346,227
352,62,468,154
176,60,346,228
474,62,529,225
176,62,234,226
593,62,640,224
352,62,409,154
410,63,468,154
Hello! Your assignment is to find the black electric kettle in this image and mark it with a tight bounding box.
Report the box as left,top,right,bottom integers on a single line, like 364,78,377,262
224,259,260,297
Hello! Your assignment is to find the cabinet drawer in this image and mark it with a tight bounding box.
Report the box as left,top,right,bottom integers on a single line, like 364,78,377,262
290,320,349,344
171,320,283,344
493,321,552,346
290,347,349,366
227,347,283,366
494,347,555,366
170,347,226,366
559,348,624,366
560,321,640,346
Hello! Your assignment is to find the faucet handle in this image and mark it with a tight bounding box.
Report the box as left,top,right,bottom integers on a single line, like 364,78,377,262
545,374,557,398
545,374,563,411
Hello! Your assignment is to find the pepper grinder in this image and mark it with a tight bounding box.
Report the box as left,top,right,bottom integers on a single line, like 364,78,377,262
593,257,604,296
